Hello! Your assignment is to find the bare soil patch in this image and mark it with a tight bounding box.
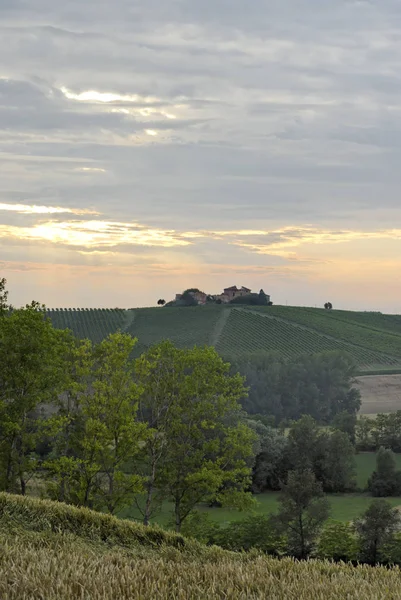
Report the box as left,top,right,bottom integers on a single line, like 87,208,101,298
356,374,401,415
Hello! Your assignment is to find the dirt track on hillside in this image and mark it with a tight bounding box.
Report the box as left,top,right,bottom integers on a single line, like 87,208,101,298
356,374,401,415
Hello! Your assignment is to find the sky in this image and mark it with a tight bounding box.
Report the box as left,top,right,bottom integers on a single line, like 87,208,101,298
1,0,401,312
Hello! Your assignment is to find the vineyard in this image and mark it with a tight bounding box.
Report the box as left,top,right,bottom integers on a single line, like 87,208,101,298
46,305,401,373
251,306,401,359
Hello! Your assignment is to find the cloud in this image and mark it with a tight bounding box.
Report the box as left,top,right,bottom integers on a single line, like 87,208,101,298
0,220,195,248
2,0,401,309
0,202,99,215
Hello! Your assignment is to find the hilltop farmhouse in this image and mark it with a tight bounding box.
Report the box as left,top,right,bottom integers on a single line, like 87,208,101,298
217,286,251,304
175,286,271,306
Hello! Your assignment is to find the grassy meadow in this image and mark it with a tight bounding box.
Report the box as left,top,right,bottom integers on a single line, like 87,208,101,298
118,452,401,528
3,492,401,600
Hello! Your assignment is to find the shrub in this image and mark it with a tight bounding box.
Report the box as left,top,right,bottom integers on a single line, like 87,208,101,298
316,520,358,562
368,447,401,497
180,511,221,545
215,515,286,556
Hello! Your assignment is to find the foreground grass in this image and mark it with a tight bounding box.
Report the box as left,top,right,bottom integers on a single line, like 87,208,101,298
2,493,401,599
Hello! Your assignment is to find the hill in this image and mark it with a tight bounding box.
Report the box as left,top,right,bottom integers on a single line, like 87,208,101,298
2,493,401,599
46,305,401,374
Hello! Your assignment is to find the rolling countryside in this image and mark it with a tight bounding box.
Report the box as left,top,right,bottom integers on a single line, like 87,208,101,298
46,304,401,374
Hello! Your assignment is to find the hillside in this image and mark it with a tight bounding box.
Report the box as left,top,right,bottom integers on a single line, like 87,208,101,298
46,305,401,374
2,493,401,599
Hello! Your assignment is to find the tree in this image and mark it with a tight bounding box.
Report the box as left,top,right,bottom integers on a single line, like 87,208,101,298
247,420,288,492
321,430,356,493
230,351,360,423
177,290,198,307
356,416,375,451
258,289,268,306
229,352,285,418
354,499,400,564
0,304,68,494
135,340,184,525
0,278,10,314
157,299,166,306
286,415,322,471
45,333,148,513
145,345,256,532
371,411,401,452
43,334,94,503
368,447,401,497
82,333,147,512
324,302,333,310
332,410,357,444
277,468,330,559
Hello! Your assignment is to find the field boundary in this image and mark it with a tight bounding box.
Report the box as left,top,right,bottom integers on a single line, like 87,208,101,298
210,307,231,347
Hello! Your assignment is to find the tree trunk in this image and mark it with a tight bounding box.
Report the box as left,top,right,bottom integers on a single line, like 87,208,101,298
5,448,14,492
299,513,306,559
175,499,182,533
143,483,154,526
20,475,26,496
84,480,92,507
143,459,158,526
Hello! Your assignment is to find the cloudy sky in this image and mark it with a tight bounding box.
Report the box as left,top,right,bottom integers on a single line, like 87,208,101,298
2,0,401,311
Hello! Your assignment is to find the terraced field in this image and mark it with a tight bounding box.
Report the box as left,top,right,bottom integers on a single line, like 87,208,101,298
46,305,401,373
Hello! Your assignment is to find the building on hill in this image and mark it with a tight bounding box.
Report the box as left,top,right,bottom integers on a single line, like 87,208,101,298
216,286,252,303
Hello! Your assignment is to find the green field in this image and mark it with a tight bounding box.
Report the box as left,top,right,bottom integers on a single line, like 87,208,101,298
121,491,401,528
46,304,401,373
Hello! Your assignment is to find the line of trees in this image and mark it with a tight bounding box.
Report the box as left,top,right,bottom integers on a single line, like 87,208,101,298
249,415,356,495
357,412,401,452
230,351,361,424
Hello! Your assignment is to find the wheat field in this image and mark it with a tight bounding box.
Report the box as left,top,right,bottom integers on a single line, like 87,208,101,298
2,493,401,599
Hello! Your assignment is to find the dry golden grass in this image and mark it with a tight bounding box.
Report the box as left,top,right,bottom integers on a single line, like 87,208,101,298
2,493,401,599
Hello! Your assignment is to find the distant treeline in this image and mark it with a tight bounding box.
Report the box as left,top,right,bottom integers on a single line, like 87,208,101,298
229,351,361,424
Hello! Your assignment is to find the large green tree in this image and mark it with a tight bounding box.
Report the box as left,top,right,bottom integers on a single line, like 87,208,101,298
43,334,93,503
277,468,330,559
135,340,183,525
286,416,356,493
321,430,356,493
45,333,147,513
248,419,288,492
0,304,67,494
137,343,256,532
88,333,147,513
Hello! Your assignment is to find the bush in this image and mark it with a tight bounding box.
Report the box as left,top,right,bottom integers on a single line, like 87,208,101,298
316,520,358,562
380,532,401,565
368,447,401,497
354,499,400,565
215,515,287,556
180,511,221,545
